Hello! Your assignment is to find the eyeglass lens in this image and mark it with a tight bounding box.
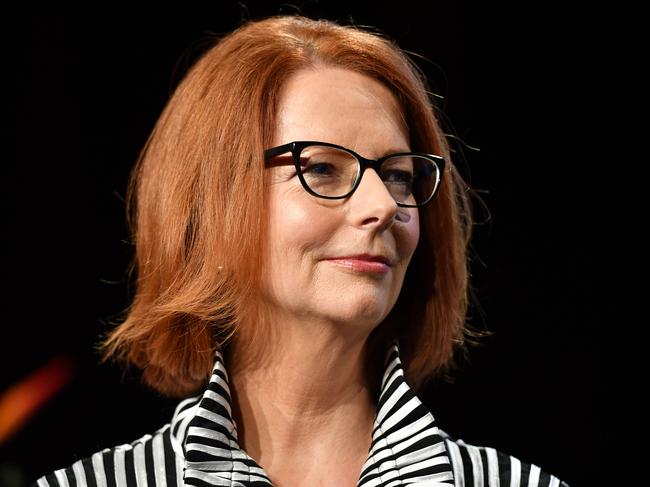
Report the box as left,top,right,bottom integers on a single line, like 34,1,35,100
298,145,439,206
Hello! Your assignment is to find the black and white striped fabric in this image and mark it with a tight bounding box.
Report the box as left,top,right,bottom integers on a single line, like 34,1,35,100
32,339,570,486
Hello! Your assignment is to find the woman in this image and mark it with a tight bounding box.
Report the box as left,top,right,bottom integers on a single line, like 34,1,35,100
32,14,569,487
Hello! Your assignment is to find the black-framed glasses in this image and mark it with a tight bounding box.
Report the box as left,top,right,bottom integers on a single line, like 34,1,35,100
263,141,445,208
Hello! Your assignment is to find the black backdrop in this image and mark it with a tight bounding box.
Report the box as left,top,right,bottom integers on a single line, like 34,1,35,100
3,3,600,486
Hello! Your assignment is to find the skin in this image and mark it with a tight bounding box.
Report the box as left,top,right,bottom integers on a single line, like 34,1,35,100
228,66,420,486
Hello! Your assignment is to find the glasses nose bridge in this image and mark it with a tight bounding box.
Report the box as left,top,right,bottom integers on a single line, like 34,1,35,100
357,154,383,177
354,154,398,204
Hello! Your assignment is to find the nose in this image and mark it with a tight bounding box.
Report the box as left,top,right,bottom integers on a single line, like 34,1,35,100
348,168,399,229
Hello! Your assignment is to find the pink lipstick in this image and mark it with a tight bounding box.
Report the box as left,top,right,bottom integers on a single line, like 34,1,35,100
324,254,391,274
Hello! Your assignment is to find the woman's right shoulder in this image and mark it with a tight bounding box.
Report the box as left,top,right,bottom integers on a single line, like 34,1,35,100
438,428,571,487
29,423,185,487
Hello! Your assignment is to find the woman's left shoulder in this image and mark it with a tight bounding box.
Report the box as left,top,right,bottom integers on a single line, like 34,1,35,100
438,428,571,487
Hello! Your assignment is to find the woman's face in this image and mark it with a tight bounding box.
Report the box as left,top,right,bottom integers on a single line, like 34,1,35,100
262,66,420,336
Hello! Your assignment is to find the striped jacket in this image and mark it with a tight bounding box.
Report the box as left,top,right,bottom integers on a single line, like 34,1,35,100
32,339,569,487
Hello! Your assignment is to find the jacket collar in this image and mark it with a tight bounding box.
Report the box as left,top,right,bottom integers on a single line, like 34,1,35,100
169,338,455,486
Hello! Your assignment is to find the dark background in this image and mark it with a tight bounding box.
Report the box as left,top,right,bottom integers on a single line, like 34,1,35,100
3,2,600,486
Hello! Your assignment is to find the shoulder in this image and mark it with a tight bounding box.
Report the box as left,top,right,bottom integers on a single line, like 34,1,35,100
29,423,184,487
438,428,571,487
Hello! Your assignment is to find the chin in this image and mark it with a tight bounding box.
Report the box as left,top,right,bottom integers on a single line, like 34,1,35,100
325,302,389,328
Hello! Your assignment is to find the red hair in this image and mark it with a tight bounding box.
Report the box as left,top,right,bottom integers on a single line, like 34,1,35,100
98,15,486,398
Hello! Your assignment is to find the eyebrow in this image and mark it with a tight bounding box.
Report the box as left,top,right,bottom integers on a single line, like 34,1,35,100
379,147,412,156
264,143,415,168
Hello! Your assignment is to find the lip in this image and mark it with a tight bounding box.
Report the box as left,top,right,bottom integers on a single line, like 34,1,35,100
324,254,393,274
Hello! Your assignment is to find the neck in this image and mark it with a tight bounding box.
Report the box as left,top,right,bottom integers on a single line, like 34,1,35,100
225,320,382,475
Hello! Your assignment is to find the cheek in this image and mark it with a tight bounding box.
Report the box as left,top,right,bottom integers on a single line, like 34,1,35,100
267,189,337,261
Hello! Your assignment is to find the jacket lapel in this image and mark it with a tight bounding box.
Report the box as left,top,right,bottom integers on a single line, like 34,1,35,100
171,338,454,486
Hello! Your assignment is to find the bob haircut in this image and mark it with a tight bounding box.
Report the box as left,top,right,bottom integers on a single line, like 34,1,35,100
99,14,483,398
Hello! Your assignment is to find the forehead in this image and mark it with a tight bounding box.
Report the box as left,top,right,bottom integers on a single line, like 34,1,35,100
273,66,410,156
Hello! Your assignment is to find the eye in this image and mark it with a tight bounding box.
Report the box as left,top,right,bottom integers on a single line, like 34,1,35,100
303,162,337,176
383,169,413,184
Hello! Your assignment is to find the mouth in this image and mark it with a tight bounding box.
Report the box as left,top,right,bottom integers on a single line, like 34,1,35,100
323,254,393,274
